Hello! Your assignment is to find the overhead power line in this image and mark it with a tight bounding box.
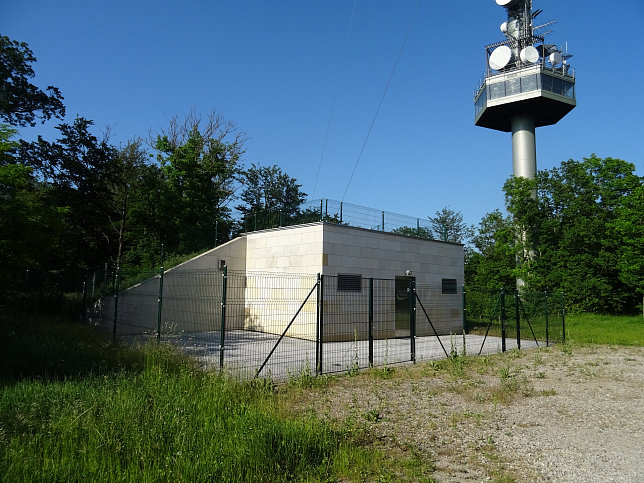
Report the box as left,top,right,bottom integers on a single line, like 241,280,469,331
341,0,423,202
312,0,358,199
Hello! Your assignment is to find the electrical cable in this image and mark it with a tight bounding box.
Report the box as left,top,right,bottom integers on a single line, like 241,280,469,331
341,0,422,202
311,0,358,199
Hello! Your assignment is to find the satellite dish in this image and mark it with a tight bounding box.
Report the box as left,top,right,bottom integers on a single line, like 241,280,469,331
520,46,539,64
489,45,513,70
496,0,518,7
500,22,508,34
549,51,562,66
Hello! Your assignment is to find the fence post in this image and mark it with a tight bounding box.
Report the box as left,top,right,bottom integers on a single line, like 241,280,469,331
112,266,120,338
409,278,416,363
157,245,165,341
81,272,88,323
219,265,228,371
214,220,219,247
515,290,521,350
325,199,328,219
319,274,324,374
340,201,343,223
381,211,385,231
319,199,323,221
462,285,467,333
316,273,321,375
561,292,566,343
500,289,506,352
544,291,549,347
368,278,374,367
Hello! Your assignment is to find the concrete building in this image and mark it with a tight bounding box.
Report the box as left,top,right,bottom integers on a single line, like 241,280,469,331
106,222,464,342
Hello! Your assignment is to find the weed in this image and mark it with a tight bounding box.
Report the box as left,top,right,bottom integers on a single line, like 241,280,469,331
540,389,557,396
363,409,382,423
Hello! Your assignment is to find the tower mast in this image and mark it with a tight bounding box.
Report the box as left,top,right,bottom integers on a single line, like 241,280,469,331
474,0,576,181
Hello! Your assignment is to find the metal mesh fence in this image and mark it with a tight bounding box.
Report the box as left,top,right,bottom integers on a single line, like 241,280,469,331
84,268,566,380
303,199,434,236
464,288,566,354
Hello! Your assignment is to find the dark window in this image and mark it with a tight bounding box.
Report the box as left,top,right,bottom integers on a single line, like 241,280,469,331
442,278,457,295
337,274,362,292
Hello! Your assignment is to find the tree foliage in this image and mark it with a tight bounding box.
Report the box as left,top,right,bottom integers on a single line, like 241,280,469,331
236,163,307,232
154,111,244,254
505,156,642,313
429,206,472,243
0,36,65,126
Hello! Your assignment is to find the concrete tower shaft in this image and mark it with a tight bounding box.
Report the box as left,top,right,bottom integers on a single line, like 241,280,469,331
511,115,536,179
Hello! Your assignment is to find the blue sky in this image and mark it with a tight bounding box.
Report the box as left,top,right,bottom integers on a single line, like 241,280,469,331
3,0,643,229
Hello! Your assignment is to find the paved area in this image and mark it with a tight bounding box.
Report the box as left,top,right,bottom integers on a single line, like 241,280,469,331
137,330,542,379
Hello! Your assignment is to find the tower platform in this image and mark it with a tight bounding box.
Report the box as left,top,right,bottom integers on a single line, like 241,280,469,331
474,64,576,133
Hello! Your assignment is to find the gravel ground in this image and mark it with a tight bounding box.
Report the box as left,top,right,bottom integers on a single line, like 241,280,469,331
291,344,644,482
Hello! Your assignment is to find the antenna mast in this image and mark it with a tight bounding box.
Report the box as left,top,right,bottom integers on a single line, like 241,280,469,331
474,0,576,180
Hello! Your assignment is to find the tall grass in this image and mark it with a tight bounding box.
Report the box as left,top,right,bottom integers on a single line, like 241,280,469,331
0,316,340,481
0,313,418,481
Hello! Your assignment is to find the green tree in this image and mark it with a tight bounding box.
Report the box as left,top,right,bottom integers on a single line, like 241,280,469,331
236,164,307,231
429,206,472,243
0,124,66,271
505,155,642,313
17,117,119,269
611,184,644,313
391,226,433,239
154,111,243,254
0,36,65,126
466,209,517,290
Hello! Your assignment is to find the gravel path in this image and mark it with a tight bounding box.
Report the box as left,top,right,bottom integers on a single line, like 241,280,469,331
292,344,644,482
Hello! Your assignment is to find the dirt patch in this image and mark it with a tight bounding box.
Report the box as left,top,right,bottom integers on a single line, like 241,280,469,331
287,344,644,482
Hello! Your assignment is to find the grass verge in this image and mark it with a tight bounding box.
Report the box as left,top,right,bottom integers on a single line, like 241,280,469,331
0,312,432,482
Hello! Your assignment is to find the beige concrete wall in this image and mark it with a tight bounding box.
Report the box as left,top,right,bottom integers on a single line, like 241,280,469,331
103,237,247,334
103,222,464,341
320,223,464,340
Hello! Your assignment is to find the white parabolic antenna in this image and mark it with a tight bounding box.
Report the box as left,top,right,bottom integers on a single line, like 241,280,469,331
500,21,508,34
496,0,519,7
549,51,562,65
520,46,539,64
489,45,513,70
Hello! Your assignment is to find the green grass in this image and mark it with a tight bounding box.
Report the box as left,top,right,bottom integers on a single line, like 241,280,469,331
0,312,429,482
565,314,643,346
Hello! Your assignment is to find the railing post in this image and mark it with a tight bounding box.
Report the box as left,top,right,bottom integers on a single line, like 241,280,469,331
157,244,165,341
515,290,521,350
368,278,374,367
219,265,228,371
544,291,549,347
410,278,416,363
500,289,506,352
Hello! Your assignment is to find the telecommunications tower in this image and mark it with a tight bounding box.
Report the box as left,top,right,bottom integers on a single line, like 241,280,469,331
474,0,576,179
